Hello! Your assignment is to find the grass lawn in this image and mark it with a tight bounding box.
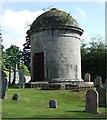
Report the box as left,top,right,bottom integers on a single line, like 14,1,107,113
1,88,106,119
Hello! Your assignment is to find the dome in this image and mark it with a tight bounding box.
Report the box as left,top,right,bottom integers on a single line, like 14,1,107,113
30,8,79,29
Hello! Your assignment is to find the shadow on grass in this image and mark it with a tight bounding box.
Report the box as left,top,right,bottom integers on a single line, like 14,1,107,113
65,110,84,112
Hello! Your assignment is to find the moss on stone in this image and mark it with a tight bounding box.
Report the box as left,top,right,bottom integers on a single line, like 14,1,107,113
31,8,79,29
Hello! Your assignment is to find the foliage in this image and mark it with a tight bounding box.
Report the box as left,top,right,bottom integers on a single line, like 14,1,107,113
2,45,22,84
81,35,106,83
2,70,7,77
0,28,3,68
2,89,106,119
22,35,30,71
19,63,30,75
3,45,22,70
48,8,73,25
0,29,3,43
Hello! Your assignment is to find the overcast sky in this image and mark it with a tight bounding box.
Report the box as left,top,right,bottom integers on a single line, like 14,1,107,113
0,1,105,50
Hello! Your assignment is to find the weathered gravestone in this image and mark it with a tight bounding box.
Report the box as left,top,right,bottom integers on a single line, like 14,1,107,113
94,76,102,87
19,69,26,88
96,87,106,107
12,93,20,101
84,73,91,82
0,71,8,99
49,100,57,108
85,89,100,114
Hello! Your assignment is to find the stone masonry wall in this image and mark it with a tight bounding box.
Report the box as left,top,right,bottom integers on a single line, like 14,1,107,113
30,27,82,81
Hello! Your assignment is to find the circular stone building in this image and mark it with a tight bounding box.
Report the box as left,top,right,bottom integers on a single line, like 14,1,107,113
27,8,84,82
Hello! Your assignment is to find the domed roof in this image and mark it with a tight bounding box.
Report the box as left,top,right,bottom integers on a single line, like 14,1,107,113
30,8,79,29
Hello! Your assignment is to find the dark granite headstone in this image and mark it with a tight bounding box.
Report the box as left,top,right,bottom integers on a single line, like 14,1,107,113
12,93,20,101
0,75,8,99
96,86,106,107
49,100,57,108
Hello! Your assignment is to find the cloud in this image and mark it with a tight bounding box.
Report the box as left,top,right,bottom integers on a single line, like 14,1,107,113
0,9,43,50
0,3,3,15
76,7,86,18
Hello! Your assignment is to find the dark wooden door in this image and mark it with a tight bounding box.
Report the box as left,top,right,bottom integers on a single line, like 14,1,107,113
33,52,44,81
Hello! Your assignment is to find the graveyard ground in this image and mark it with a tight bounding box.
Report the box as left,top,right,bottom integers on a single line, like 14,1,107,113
1,88,106,119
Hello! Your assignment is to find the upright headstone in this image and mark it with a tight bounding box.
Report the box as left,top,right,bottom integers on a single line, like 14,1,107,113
84,73,91,82
49,100,57,108
94,76,102,87
96,87,106,107
12,93,20,101
18,69,26,88
85,89,100,113
0,71,8,99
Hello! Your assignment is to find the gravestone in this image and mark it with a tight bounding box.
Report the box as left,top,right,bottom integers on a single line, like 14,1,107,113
18,69,26,88
96,87,106,107
12,93,20,101
85,89,100,113
49,100,57,108
94,76,102,87
84,73,91,82
0,71,8,99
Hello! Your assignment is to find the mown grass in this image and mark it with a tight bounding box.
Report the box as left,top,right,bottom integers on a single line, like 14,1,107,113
2,89,106,119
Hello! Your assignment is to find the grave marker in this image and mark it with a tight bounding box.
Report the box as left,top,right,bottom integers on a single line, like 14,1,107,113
96,86,106,107
0,71,8,99
12,93,20,101
94,76,102,87
19,69,26,88
49,100,57,108
84,73,91,82
85,89,100,113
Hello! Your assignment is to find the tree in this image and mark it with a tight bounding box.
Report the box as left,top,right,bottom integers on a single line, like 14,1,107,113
0,28,3,68
3,45,22,85
81,40,88,79
19,63,30,75
22,35,31,71
81,35,106,83
0,29,3,43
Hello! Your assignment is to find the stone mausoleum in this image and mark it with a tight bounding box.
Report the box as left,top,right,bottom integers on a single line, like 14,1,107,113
27,8,84,82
